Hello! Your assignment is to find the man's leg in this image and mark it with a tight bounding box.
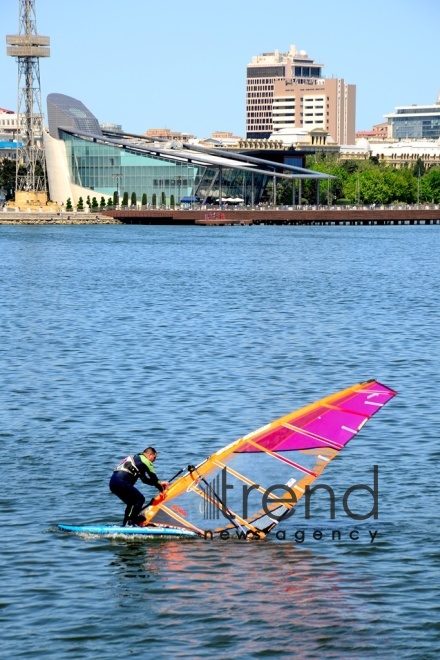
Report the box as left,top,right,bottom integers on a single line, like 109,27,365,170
110,476,145,525
123,491,146,526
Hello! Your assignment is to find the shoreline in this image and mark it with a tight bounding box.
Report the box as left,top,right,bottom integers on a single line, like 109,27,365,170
0,212,121,225
1,206,440,226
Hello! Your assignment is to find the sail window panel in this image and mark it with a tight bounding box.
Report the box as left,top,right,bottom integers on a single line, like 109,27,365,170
149,448,333,533
276,448,332,473
215,458,305,525
151,461,301,531
147,507,198,532
155,489,220,531
227,451,308,492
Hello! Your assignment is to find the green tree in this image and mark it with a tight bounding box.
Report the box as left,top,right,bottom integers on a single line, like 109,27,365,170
141,193,147,206
421,167,440,203
100,196,106,210
161,191,166,208
170,194,175,208
86,195,91,208
152,193,157,208
391,168,417,203
340,159,360,175
113,191,119,207
91,196,99,209
107,197,113,208
122,191,129,207
0,158,17,200
66,197,73,211
260,155,438,206
77,196,84,211
413,158,426,178
342,167,416,205
302,155,350,204
131,192,137,207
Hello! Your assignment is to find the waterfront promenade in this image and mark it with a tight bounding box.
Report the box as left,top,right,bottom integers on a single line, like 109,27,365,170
1,205,439,226
106,205,440,226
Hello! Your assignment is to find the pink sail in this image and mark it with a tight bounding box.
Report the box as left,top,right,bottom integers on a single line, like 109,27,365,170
238,380,396,452
140,380,397,538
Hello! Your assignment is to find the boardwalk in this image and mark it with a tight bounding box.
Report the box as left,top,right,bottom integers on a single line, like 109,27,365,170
105,206,440,226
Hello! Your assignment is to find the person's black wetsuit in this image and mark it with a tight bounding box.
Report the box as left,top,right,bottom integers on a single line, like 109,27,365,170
109,454,165,525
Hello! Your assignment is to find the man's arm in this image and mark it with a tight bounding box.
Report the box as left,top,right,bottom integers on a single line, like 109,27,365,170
136,454,166,491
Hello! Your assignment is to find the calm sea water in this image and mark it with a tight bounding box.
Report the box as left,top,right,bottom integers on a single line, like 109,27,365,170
1,224,439,659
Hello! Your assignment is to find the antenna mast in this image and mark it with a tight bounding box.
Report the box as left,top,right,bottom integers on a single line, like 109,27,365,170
6,0,50,202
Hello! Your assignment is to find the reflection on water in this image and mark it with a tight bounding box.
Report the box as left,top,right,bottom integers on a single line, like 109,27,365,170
104,538,394,658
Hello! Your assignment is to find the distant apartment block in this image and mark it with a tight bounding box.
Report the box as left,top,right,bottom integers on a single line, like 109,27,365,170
144,128,195,142
246,45,356,144
0,107,20,137
356,122,389,141
0,106,43,144
385,95,440,140
0,108,21,161
100,122,123,133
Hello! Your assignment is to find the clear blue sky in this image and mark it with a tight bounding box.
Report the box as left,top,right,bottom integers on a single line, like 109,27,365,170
2,0,439,138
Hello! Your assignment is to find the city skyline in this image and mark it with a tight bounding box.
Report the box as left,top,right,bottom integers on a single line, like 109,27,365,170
2,0,439,140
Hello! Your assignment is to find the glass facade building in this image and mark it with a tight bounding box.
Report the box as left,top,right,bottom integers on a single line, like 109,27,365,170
386,105,440,140
61,131,269,204
45,93,331,207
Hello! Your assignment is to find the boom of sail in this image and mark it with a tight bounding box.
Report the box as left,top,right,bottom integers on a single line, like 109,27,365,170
139,380,397,538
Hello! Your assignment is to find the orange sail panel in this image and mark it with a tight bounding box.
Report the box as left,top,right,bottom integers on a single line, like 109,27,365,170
140,380,397,537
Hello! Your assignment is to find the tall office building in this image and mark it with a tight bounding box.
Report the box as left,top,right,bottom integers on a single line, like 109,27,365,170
384,94,440,140
246,45,356,144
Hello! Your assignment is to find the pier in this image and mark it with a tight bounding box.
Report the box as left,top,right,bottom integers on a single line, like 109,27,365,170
105,206,440,226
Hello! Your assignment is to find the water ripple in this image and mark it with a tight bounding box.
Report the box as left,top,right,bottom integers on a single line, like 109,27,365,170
1,225,439,658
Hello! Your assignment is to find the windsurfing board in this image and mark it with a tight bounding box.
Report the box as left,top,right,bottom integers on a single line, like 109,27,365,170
58,523,198,538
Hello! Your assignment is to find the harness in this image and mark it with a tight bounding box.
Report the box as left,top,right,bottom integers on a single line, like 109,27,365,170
114,455,140,479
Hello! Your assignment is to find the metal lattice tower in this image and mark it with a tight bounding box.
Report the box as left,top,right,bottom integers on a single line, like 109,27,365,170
6,0,50,196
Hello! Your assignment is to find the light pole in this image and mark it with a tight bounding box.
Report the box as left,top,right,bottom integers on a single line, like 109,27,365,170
113,172,122,207
176,175,182,207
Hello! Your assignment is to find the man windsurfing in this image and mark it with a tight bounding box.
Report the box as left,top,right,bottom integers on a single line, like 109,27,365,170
109,447,168,526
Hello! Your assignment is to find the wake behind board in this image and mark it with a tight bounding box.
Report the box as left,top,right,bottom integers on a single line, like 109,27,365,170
58,523,198,538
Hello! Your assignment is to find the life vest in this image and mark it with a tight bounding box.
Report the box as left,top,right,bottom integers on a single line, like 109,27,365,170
114,455,140,478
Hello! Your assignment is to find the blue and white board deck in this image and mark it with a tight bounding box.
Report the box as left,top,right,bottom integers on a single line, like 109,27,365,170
58,523,198,538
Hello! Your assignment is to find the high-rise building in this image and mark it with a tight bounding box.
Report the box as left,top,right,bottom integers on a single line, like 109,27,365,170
246,45,356,144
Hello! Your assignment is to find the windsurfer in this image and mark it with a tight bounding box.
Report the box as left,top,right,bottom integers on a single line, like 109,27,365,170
109,447,168,526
